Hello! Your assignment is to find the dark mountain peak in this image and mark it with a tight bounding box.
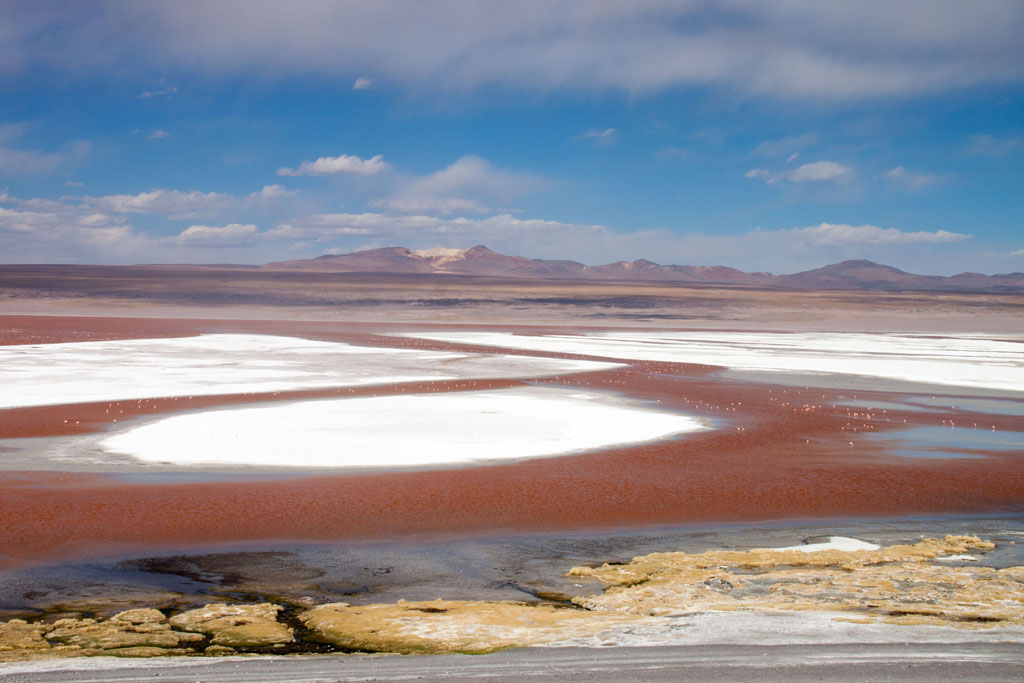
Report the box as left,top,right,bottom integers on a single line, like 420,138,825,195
464,245,497,257
820,259,907,274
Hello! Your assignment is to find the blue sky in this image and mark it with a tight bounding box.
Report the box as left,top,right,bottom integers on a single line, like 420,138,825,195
1,1,1022,273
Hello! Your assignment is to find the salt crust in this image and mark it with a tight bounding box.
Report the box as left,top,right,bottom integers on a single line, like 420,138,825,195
100,387,707,468
774,536,880,553
0,334,619,409
397,331,1024,393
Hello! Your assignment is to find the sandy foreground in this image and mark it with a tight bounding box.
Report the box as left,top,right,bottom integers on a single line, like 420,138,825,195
0,296,1022,675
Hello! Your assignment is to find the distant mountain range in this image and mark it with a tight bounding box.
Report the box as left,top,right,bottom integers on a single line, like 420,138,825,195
262,245,1024,292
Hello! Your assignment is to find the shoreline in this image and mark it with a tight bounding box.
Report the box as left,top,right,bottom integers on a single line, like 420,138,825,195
5,513,1023,619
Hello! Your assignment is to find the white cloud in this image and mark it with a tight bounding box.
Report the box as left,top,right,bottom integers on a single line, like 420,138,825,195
64,180,84,187
0,137,91,175
138,80,178,98
167,223,259,246
405,156,541,198
776,223,969,247
0,184,299,262
746,160,851,184
0,196,148,263
1011,249,1024,257
248,184,297,201
371,156,545,216
277,153,389,176
967,134,1024,156
788,162,850,182
572,128,616,145
752,133,817,157
353,76,374,90
0,147,66,174
885,166,939,190
88,189,232,218
147,129,170,140
369,196,491,215
263,211,606,247
0,123,26,144
76,184,298,220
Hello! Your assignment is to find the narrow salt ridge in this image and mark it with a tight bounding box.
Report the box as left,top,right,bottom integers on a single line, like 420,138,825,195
0,334,621,409
395,331,1024,394
771,537,880,553
99,387,708,468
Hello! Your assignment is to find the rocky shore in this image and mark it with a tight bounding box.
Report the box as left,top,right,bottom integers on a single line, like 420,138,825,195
2,535,1021,663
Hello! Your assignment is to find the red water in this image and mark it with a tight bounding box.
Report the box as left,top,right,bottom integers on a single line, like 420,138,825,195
1,315,1021,569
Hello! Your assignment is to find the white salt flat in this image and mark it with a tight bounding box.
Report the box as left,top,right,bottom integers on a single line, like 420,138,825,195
396,331,1024,394
0,333,620,409
99,386,707,468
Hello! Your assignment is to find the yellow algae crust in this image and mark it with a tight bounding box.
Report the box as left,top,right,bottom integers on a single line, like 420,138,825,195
168,603,294,648
300,599,652,654
569,535,1022,626
0,603,288,662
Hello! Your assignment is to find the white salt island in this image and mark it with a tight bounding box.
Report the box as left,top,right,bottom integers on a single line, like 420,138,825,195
99,387,708,468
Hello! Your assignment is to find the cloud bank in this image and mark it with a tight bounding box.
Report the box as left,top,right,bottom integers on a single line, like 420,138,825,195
775,223,969,246
4,2,1023,99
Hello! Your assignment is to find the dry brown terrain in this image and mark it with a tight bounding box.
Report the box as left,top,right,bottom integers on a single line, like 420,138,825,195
1,264,1022,331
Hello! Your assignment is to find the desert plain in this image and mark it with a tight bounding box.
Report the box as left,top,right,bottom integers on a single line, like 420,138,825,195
0,266,1022,679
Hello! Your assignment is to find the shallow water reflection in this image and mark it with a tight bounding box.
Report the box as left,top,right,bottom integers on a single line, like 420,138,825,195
869,425,1024,458
909,396,1024,417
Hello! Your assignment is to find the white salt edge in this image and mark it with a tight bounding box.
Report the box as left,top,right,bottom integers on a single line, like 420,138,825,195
0,334,621,409
394,331,1024,394
99,386,708,469
935,554,978,562
772,537,880,553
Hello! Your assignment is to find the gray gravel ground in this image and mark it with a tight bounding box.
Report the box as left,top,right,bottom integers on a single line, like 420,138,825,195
2,643,1024,682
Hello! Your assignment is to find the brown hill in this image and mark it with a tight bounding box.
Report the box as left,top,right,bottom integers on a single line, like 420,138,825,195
262,248,1024,292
